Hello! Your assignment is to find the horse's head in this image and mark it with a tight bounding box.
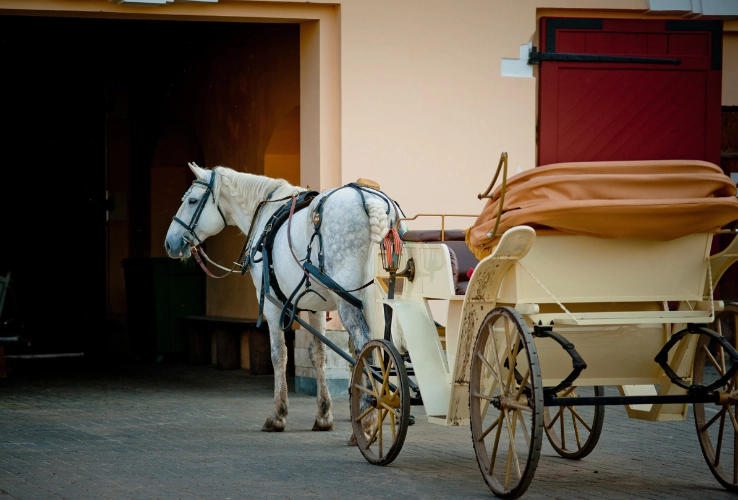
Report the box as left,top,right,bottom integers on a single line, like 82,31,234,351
165,162,228,260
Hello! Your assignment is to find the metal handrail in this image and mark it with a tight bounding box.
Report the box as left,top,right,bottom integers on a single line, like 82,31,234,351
397,213,478,241
477,152,509,240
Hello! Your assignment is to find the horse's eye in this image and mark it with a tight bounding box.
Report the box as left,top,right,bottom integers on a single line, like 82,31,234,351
188,197,198,205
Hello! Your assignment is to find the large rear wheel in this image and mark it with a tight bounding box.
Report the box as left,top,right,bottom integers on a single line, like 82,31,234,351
693,328,738,491
350,339,410,466
469,306,543,499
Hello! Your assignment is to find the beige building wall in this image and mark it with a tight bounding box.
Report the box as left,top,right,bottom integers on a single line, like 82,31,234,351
1,0,735,322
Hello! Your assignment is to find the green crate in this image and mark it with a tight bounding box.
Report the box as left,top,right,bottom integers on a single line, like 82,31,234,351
122,258,205,357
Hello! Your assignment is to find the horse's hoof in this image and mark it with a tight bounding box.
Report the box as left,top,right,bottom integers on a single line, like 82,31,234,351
262,419,285,432
312,419,333,431
347,433,358,446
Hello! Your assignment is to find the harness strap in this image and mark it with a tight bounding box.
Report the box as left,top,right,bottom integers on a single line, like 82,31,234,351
302,262,365,309
254,182,403,330
240,185,288,273
263,191,319,307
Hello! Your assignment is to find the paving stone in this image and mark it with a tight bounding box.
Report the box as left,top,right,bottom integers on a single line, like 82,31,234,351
0,362,736,499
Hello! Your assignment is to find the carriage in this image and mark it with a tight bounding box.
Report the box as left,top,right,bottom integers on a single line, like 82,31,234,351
347,153,738,498
165,152,738,499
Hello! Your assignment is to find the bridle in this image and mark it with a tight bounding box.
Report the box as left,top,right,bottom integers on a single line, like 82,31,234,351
173,170,227,246
174,170,288,279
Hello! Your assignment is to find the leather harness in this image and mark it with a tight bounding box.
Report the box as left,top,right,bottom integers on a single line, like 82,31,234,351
245,183,397,331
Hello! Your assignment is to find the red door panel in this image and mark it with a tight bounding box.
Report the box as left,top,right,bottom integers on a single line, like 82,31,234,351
538,18,722,166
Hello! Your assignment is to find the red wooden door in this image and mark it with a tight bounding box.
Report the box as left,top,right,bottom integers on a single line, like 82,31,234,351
537,18,722,166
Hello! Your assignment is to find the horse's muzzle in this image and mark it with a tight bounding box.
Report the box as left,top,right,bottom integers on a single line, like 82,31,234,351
165,235,193,259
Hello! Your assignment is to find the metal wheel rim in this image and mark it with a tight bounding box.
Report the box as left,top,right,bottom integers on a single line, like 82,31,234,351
543,386,605,460
349,339,410,466
694,326,738,492
469,306,543,499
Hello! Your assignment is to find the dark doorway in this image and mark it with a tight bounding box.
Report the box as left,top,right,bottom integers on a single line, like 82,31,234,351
0,16,299,362
0,16,107,357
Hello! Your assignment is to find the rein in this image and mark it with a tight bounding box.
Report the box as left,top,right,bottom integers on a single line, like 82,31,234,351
188,184,290,279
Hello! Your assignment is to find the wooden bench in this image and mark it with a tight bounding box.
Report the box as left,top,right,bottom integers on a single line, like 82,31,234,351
179,315,294,375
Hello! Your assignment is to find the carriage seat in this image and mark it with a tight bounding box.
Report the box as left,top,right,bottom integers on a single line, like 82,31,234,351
401,229,479,295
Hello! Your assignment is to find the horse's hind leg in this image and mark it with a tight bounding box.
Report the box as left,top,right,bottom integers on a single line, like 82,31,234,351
262,304,289,432
308,311,334,431
337,301,373,446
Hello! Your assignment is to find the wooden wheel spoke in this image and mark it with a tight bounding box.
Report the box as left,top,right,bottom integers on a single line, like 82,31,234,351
361,357,381,395
568,407,583,450
480,412,503,441
704,345,726,376
560,405,565,449
702,406,727,433
715,410,726,468
379,408,384,456
546,406,563,430
389,406,397,440
377,351,391,396
515,409,531,448
515,369,530,400
487,324,506,388
355,405,376,422
353,382,377,398
476,350,502,387
559,386,577,397
379,402,402,419
489,408,505,474
504,331,521,396
503,407,522,488
569,406,593,433
476,348,506,424
473,391,496,402
367,407,386,447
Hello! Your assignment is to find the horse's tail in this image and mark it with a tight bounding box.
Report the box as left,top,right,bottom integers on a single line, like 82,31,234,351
366,198,390,243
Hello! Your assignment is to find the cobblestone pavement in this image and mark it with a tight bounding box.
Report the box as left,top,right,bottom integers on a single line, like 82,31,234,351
0,360,736,500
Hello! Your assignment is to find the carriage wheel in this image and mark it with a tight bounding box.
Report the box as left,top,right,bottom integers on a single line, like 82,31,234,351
349,339,410,466
543,386,605,460
694,321,738,492
470,306,543,499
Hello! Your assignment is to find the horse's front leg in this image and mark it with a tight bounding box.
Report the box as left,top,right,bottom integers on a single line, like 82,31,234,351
262,303,289,432
308,311,334,431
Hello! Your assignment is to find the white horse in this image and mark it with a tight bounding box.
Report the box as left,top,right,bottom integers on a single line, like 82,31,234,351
164,162,401,436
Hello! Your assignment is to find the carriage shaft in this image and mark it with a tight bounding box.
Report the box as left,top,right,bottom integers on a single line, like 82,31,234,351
545,393,720,407
264,293,356,366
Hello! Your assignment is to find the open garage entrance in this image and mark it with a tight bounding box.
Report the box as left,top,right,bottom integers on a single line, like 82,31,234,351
0,15,300,363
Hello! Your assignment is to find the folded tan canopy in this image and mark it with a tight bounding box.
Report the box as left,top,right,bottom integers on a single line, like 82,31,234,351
466,159,738,260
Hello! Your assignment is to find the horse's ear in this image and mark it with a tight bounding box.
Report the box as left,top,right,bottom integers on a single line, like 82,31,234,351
188,162,208,181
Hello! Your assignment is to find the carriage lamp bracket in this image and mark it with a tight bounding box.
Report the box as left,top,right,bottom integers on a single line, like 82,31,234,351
395,258,415,282
533,323,588,396
655,323,738,393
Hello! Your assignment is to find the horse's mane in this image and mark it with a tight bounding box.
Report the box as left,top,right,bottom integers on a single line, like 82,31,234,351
214,166,303,221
